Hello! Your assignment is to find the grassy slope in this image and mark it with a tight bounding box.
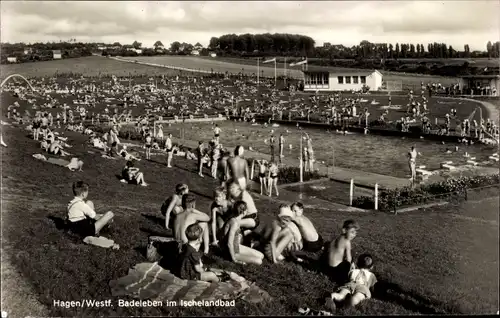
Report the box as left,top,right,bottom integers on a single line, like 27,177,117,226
1,124,498,316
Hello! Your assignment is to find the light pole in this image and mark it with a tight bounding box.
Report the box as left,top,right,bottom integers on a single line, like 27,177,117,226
299,130,303,183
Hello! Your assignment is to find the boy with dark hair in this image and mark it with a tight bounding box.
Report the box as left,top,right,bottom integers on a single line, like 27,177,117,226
67,181,114,238
175,224,219,282
291,202,323,252
325,220,359,284
162,183,189,230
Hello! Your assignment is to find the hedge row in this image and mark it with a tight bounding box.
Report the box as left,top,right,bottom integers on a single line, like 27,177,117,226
352,174,500,211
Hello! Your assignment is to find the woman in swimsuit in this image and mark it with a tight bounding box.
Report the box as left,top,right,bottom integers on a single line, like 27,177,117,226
221,201,264,265
267,161,279,197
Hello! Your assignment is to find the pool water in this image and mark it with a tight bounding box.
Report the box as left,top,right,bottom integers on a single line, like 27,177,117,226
163,121,497,178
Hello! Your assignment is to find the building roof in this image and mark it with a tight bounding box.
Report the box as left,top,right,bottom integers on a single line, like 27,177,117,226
52,50,62,54
301,65,381,76
460,75,500,79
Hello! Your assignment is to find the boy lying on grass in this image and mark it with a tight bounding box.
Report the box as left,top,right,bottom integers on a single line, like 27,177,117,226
325,253,377,310
162,183,189,230
120,160,148,186
67,181,115,239
174,223,219,283
221,201,264,265
173,194,211,255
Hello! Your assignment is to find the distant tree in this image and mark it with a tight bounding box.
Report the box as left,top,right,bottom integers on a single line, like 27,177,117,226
170,41,181,53
395,43,400,58
448,45,455,58
388,44,393,58
486,41,493,58
113,42,122,47
154,41,164,48
132,41,142,49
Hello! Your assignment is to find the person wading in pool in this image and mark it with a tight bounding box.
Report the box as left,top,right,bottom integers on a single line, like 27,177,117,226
226,145,249,190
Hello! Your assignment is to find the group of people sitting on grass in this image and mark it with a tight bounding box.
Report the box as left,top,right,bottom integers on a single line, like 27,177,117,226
160,180,377,309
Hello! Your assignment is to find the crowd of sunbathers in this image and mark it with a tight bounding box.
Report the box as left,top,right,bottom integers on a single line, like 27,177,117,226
11,74,496,311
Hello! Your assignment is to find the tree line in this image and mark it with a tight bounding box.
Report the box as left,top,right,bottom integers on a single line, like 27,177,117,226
208,33,500,59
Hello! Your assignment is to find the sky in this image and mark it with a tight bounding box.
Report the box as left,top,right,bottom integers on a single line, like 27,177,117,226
1,1,499,51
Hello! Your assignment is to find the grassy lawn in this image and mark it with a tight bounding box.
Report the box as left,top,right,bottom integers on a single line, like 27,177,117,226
1,122,498,316
0,56,182,79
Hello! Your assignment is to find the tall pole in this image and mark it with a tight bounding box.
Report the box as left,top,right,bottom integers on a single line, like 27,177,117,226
257,58,260,86
274,59,277,88
284,57,287,87
299,131,303,183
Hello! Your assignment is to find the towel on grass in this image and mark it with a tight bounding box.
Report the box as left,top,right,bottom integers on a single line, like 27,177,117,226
32,154,83,170
109,262,272,304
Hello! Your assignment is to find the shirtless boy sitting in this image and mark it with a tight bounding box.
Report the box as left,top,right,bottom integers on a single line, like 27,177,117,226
173,194,211,254
210,186,231,246
291,202,324,253
264,204,303,263
324,220,359,283
161,184,189,230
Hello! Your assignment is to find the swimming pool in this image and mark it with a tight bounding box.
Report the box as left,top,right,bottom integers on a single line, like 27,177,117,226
162,121,497,178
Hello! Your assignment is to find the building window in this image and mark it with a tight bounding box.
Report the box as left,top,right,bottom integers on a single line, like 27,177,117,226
311,73,317,85
353,76,359,84
360,76,366,84
345,76,351,84
323,73,329,85
338,76,343,84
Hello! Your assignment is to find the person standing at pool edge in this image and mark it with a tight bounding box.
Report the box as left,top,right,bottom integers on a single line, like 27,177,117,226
408,146,417,185
226,146,249,190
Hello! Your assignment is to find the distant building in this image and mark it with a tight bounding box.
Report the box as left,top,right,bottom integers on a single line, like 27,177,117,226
191,50,200,56
52,50,62,59
209,52,217,58
194,43,203,51
134,49,143,55
323,42,331,48
7,57,17,63
23,47,33,55
301,66,383,92
459,75,500,96
98,46,106,51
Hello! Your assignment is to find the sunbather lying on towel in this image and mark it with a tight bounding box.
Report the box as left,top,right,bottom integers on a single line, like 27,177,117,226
47,140,70,156
119,146,141,161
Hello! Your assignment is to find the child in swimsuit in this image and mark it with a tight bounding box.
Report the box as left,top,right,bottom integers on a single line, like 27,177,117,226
268,162,279,197
145,133,152,160
210,186,231,245
257,159,268,195
161,184,189,230
221,201,264,265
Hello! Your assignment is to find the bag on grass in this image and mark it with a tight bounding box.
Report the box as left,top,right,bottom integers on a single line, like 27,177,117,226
146,236,175,262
